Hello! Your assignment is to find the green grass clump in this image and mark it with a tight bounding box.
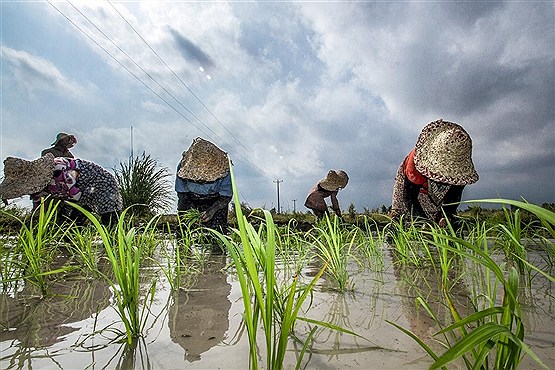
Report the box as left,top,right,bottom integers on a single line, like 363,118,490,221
115,152,173,218
308,215,360,291
8,200,72,297
66,203,158,346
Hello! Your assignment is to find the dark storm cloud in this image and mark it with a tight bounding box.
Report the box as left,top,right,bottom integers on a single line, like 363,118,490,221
400,53,553,127
437,1,504,27
236,4,324,86
439,64,527,115
354,2,555,206
394,39,529,120
169,28,214,69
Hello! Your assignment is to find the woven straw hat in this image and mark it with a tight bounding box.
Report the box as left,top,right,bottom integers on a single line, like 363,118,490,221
0,153,55,199
177,138,229,182
414,119,478,185
319,170,349,191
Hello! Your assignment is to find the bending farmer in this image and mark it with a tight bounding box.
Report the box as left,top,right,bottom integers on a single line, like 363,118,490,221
391,119,478,226
175,137,232,233
305,170,349,220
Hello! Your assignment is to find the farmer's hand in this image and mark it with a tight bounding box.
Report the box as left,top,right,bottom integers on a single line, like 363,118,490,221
390,209,402,222
438,217,447,228
200,208,216,223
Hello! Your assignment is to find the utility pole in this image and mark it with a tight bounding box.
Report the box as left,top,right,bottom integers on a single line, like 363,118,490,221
292,199,297,213
274,179,283,213
130,126,134,160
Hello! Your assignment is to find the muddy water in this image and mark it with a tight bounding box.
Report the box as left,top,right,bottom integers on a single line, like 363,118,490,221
0,246,553,369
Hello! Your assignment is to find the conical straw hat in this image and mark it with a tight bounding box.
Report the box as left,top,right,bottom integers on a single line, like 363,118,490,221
0,153,55,199
319,170,349,191
414,119,478,185
177,138,229,182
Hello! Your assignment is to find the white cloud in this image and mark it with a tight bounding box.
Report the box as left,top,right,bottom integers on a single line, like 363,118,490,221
1,46,86,100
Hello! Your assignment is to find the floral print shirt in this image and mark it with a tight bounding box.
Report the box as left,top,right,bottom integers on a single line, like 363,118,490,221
34,158,122,216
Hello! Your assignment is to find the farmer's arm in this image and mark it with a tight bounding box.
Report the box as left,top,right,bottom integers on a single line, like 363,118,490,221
391,163,413,220
330,191,341,216
438,185,465,226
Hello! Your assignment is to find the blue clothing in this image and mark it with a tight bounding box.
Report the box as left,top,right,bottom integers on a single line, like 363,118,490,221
175,164,232,197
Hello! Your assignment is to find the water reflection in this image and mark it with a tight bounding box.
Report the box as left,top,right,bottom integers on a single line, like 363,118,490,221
110,338,153,370
390,251,472,339
0,277,111,369
168,254,231,362
297,270,398,364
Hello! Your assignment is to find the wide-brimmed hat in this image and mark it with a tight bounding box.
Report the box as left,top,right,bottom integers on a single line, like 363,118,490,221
52,132,76,146
177,138,229,182
319,170,349,191
0,154,55,199
414,119,479,186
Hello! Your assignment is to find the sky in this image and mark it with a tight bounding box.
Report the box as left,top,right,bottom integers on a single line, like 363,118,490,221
1,1,554,214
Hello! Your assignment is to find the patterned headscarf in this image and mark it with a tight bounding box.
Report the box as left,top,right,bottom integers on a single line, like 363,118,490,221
47,157,81,201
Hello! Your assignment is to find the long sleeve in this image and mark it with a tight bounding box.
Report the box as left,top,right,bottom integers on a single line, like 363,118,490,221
391,162,426,220
392,163,411,217
330,192,340,214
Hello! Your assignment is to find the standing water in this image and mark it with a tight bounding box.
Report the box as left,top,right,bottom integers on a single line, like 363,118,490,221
1,240,553,369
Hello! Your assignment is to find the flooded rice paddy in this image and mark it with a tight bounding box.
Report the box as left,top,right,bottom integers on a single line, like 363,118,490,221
1,241,554,370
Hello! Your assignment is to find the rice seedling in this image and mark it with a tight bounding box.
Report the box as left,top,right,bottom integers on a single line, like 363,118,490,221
212,162,361,370
176,208,201,240
0,215,25,291
465,199,555,283
133,213,163,258
176,208,217,248
390,258,546,369
274,220,313,278
459,220,501,310
157,215,207,292
0,204,29,235
11,200,72,297
65,203,158,345
389,199,554,369
308,215,360,291
65,225,103,276
0,238,24,292
494,207,529,275
386,216,431,267
308,292,355,350
531,234,555,268
420,221,468,291
355,217,386,270
467,199,555,238
158,225,185,292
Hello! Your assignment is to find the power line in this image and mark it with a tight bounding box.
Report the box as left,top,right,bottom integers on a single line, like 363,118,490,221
105,0,275,180
107,1,253,157
68,1,222,138
49,1,274,181
47,1,208,137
